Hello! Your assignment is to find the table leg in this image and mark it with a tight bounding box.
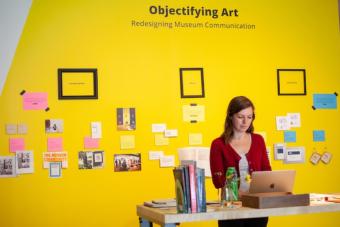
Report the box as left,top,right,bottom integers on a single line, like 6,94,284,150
139,217,153,227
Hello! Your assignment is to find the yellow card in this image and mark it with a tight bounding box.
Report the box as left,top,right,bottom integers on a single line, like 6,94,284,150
62,72,94,96
155,134,169,146
189,133,203,145
120,135,135,149
183,105,205,122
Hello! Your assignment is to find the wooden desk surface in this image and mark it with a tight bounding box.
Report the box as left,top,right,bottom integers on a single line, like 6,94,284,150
137,202,340,225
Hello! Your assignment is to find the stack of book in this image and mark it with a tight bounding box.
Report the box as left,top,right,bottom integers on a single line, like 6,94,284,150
173,160,206,213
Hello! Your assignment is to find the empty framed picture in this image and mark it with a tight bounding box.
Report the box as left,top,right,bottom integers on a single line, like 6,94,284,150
277,69,306,95
58,68,98,99
180,68,205,98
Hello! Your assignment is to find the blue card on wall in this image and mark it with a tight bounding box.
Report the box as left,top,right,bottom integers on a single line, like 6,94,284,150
313,130,325,142
313,94,337,109
284,131,296,142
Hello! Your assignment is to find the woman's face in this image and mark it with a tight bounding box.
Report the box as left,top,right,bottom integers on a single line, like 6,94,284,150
231,107,253,133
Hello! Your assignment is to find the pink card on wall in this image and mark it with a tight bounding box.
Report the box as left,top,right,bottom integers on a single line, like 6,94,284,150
23,92,48,110
84,137,99,149
47,137,63,152
9,138,25,152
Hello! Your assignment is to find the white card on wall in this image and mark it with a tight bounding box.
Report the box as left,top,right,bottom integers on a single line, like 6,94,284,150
91,122,102,138
287,113,301,128
274,143,286,160
160,155,175,167
284,146,305,163
152,123,166,133
276,116,290,131
149,151,164,160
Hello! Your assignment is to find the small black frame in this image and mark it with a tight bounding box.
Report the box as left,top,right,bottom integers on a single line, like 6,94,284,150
58,68,98,100
179,68,205,98
277,69,306,96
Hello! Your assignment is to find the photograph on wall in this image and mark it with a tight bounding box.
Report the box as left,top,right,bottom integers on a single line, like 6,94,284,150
16,150,34,174
78,151,104,169
0,156,16,178
49,162,62,178
45,119,64,133
117,108,136,131
114,153,141,172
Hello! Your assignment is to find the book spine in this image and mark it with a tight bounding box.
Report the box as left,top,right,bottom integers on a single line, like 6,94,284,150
183,165,191,213
188,164,197,213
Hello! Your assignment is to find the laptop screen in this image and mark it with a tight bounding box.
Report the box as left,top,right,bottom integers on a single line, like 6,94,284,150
249,170,296,193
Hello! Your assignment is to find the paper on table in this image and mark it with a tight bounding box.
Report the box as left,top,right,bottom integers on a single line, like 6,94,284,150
9,138,25,152
120,135,135,149
47,137,63,152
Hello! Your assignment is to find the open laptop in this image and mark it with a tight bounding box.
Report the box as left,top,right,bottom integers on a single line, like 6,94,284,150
248,170,296,193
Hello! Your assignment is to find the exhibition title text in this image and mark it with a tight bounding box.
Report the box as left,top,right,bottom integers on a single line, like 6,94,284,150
149,5,239,19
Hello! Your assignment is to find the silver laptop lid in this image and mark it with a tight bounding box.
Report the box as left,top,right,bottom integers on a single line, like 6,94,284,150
249,170,296,193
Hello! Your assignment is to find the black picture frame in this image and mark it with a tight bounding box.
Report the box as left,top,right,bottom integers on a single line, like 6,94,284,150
277,69,306,96
179,68,205,98
58,68,98,100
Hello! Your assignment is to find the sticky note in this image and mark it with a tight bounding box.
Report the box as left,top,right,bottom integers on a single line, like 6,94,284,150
284,131,296,143
84,137,99,149
47,137,63,152
313,130,325,142
9,138,25,152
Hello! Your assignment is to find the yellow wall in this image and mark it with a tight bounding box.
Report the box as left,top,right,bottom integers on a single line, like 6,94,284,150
0,0,339,226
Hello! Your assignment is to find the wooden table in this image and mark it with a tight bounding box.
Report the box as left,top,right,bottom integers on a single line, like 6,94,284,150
137,202,340,227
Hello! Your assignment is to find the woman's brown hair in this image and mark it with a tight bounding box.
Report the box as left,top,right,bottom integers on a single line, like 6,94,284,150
221,96,255,143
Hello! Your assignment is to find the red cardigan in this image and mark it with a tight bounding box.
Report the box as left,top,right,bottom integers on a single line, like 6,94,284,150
209,133,271,189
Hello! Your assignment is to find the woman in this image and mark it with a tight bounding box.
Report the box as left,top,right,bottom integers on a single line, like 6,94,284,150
210,96,271,227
